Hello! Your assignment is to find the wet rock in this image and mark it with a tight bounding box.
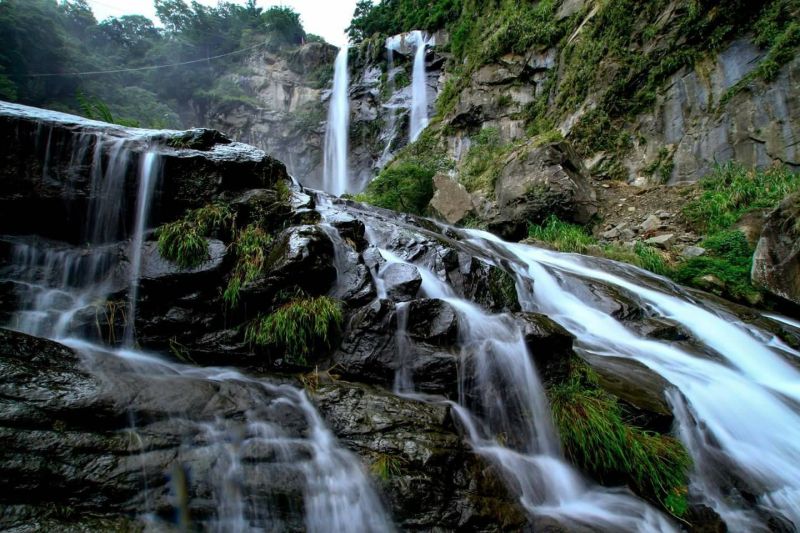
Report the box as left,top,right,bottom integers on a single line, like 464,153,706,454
516,313,576,385
429,173,475,224
314,381,527,531
752,193,800,306
491,141,597,241
244,225,336,302
383,263,422,302
407,299,459,345
582,353,673,426
0,328,310,531
139,239,227,286
334,299,397,384
0,101,288,242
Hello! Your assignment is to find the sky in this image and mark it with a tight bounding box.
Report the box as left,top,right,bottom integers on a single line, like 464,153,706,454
84,0,359,46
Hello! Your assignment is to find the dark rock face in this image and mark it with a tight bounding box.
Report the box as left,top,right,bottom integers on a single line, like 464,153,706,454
0,328,310,531
382,262,422,301
0,101,289,242
752,193,800,307
491,141,598,240
314,382,527,532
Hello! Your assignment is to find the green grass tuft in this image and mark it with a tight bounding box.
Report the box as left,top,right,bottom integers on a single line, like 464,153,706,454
156,202,234,268
528,215,596,254
672,230,760,303
245,296,343,365
683,163,800,234
549,360,691,517
223,225,273,307
370,453,404,481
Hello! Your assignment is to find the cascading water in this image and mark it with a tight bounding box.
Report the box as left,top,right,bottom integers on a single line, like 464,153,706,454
322,46,351,196
317,197,676,532
125,151,160,345
461,229,800,531
314,194,800,532
2,130,392,531
409,30,429,142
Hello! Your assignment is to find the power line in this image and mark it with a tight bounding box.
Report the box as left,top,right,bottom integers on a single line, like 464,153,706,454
24,41,266,77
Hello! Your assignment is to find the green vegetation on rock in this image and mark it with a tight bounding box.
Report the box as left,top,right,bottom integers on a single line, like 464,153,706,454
528,216,670,276
156,202,234,268
245,296,343,365
357,129,452,214
684,163,800,235
548,359,691,517
224,224,273,307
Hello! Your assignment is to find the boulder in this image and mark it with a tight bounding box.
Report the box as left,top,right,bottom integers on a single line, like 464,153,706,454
0,101,288,243
243,225,337,301
382,262,422,302
429,173,475,224
490,141,597,240
645,233,674,249
752,193,800,306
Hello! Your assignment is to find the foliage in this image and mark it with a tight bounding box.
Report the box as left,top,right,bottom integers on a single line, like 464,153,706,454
76,92,139,127
223,225,273,307
672,230,760,303
459,127,509,193
528,216,669,275
357,129,452,214
347,0,461,42
683,163,800,234
156,202,234,268
549,359,691,516
245,296,343,365
370,453,404,481
528,216,596,254
0,0,313,127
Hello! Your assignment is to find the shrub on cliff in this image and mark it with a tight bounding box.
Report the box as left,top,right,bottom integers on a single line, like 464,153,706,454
245,296,343,365
548,359,691,517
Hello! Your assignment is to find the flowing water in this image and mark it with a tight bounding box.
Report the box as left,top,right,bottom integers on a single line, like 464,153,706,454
322,46,351,196
409,30,429,142
316,196,800,532
2,132,392,531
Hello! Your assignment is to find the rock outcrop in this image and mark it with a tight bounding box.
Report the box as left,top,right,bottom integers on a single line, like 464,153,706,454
752,192,800,306
491,140,598,240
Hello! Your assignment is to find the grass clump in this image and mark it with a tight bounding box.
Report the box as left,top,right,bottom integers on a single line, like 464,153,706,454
683,163,800,234
459,127,511,194
370,453,405,481
528,216,670,276
528,216,596,254
549,359,691,517
672,230,760,303
245,296,343,365
223,225,273,307
156,202,234,268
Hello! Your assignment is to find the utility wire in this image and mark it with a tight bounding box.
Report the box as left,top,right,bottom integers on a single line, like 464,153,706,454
24,41,267,77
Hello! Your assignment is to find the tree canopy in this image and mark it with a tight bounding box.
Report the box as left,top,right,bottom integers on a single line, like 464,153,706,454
0,0,314,127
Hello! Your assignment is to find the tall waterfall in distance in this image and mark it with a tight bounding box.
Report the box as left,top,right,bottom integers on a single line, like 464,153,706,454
409,30,429,142
322,46,350,196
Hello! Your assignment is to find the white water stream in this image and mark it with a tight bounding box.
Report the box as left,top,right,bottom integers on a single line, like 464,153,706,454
2,134,392,531
322,46,351,196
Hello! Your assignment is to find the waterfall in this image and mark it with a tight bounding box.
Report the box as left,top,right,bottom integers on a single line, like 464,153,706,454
2,131,390,531
125,151,161,346
462,229,800,530
314,194,800,531
322,46,350,196
409,30,429,142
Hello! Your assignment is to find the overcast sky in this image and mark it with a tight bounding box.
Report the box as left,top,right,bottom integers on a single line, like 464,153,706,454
85,0,359,46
